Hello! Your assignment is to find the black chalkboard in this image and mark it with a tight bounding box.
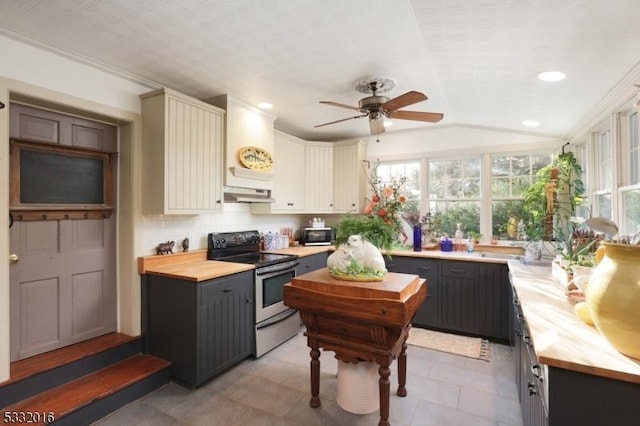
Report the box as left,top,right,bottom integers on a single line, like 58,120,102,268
20,149,105,204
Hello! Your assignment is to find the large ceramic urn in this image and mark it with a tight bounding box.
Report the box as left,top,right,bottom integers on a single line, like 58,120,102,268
586,243,640,360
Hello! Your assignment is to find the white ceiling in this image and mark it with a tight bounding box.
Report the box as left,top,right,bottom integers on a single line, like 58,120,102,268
1,0,639,141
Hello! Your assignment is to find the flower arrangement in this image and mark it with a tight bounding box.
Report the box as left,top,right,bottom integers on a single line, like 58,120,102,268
363,160,408,236
334,160,410,251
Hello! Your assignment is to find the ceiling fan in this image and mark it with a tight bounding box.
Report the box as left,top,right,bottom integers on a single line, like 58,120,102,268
315,77,444,136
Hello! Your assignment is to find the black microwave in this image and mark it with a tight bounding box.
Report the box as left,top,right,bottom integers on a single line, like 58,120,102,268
300,227,334,246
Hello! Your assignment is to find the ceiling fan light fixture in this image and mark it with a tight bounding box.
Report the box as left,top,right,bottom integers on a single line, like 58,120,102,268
383,120,393,127
522,119,540,127
537,71,566,82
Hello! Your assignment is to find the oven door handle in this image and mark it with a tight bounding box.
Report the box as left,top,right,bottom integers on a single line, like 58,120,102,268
256,308,298,330
256,262,299,276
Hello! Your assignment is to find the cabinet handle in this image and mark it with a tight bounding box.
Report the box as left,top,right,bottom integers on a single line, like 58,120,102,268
531,364,543,381
223,288,233,293
515,329,522,336
527,382,537,395
216,200,221,204
246,298,252,304
329,203,333,207
351,203,356,207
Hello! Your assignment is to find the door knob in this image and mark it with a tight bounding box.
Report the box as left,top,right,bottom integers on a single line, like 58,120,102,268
9,254,18,264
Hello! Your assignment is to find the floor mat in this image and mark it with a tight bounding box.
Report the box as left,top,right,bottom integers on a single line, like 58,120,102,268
407,328,491,361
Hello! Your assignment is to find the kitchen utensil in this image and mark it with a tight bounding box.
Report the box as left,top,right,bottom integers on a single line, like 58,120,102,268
585,217,618,239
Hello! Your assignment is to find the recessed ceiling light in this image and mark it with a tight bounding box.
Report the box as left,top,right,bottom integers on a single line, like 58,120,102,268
537,71,566,82
522,120,540,127
257,102,273,109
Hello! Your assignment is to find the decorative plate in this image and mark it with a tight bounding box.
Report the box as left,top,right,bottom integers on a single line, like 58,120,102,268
238,146,273,171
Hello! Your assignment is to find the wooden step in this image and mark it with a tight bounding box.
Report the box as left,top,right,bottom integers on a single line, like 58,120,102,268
1,354,170,426
0,333,141,408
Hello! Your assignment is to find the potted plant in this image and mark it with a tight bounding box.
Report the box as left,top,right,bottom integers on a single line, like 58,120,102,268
521,150,585,243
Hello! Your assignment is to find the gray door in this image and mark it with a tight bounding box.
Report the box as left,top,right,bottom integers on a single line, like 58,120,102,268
9,103,117,361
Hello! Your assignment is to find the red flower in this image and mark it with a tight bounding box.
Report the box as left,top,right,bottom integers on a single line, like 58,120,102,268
372,195,380,203
378,208,387,217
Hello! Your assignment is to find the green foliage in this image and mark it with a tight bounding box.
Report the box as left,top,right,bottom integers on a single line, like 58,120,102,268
334,215,399,251
328,258,385,279
492,200,527,238
521,151,585,241
431,204,480,237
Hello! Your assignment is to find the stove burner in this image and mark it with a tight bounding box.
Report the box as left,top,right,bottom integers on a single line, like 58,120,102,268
207,230,297,267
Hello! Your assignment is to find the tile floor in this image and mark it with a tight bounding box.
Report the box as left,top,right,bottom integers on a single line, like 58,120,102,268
93,329,523,426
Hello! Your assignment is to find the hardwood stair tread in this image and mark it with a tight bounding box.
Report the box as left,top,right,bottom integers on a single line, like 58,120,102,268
1,333,139,387
2,354,170,424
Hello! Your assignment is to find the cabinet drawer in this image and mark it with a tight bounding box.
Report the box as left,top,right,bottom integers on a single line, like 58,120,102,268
441,260,476,279
199,272,253,305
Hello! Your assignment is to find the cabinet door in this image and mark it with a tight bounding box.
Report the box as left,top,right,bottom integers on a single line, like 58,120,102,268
272,134,306,211
297,252,328,275
305,143,334,213
440,261,478,333
166,95,223,213
385,256,440,328
198,272,254,383
333,141,367,213
475,262,510,340
141,88,224,215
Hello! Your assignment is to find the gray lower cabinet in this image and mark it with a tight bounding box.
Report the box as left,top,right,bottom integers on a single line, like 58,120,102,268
297,251,329,275
386,255,510,340
513,283,640,426
386,256,440,328
147,270,254,387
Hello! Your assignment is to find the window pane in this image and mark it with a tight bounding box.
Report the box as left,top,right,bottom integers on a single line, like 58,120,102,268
464,179,480,197
512,176,531,197
512,155,529,175
620,188,640,238
631,112,639,185
595,193,612,219
429,201,480,236
492,177,510,197
491,200,526,239
492,157,509,176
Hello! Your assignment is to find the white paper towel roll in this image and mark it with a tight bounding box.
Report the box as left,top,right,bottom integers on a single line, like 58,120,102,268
336,360,379,414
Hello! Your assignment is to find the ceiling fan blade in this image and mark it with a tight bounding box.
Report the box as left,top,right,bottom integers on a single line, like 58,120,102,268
389,110,444,123
381,91,427,112
314,113,368,128
319,101,361,111
369,117,385,135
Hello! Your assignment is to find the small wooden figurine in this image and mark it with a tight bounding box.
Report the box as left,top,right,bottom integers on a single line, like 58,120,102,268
156,241,175,255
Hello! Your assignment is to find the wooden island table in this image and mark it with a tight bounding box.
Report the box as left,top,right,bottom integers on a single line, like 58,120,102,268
283,268,426,426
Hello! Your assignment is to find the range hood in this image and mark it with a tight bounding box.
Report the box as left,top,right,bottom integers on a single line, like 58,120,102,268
224,186,274,203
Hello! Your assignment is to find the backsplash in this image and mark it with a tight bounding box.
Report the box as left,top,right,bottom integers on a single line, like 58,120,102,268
139,203,302,254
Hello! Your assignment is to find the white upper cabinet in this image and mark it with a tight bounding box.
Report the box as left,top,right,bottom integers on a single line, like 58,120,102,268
305,142,334,213
140,88,224,214
251,131,306,213
333,140,367,214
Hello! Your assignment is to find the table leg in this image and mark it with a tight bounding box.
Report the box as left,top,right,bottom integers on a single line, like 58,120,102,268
397,340,408,397
310,347,321,408
378,364,391,426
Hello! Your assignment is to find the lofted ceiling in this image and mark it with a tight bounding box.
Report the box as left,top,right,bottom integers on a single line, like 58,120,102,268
1,0,640,142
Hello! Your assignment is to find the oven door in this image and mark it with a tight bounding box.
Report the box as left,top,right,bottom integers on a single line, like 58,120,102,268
255,260,298,323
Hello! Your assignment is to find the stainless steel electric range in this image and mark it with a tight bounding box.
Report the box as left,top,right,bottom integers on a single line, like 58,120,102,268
207,230,300,357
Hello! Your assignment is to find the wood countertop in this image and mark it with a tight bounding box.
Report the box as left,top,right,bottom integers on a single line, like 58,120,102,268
142,260,254,282
138,249,253,282
508,260,640,384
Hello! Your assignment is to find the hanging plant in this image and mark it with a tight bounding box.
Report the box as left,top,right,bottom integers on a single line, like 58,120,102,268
521,150,585,242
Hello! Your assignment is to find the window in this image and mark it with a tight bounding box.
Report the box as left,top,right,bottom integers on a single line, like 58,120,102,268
593,129,612,218
630,111,639,185
490,154,552,240
375,161,421,208
428,158,480,236
619,110,640,238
